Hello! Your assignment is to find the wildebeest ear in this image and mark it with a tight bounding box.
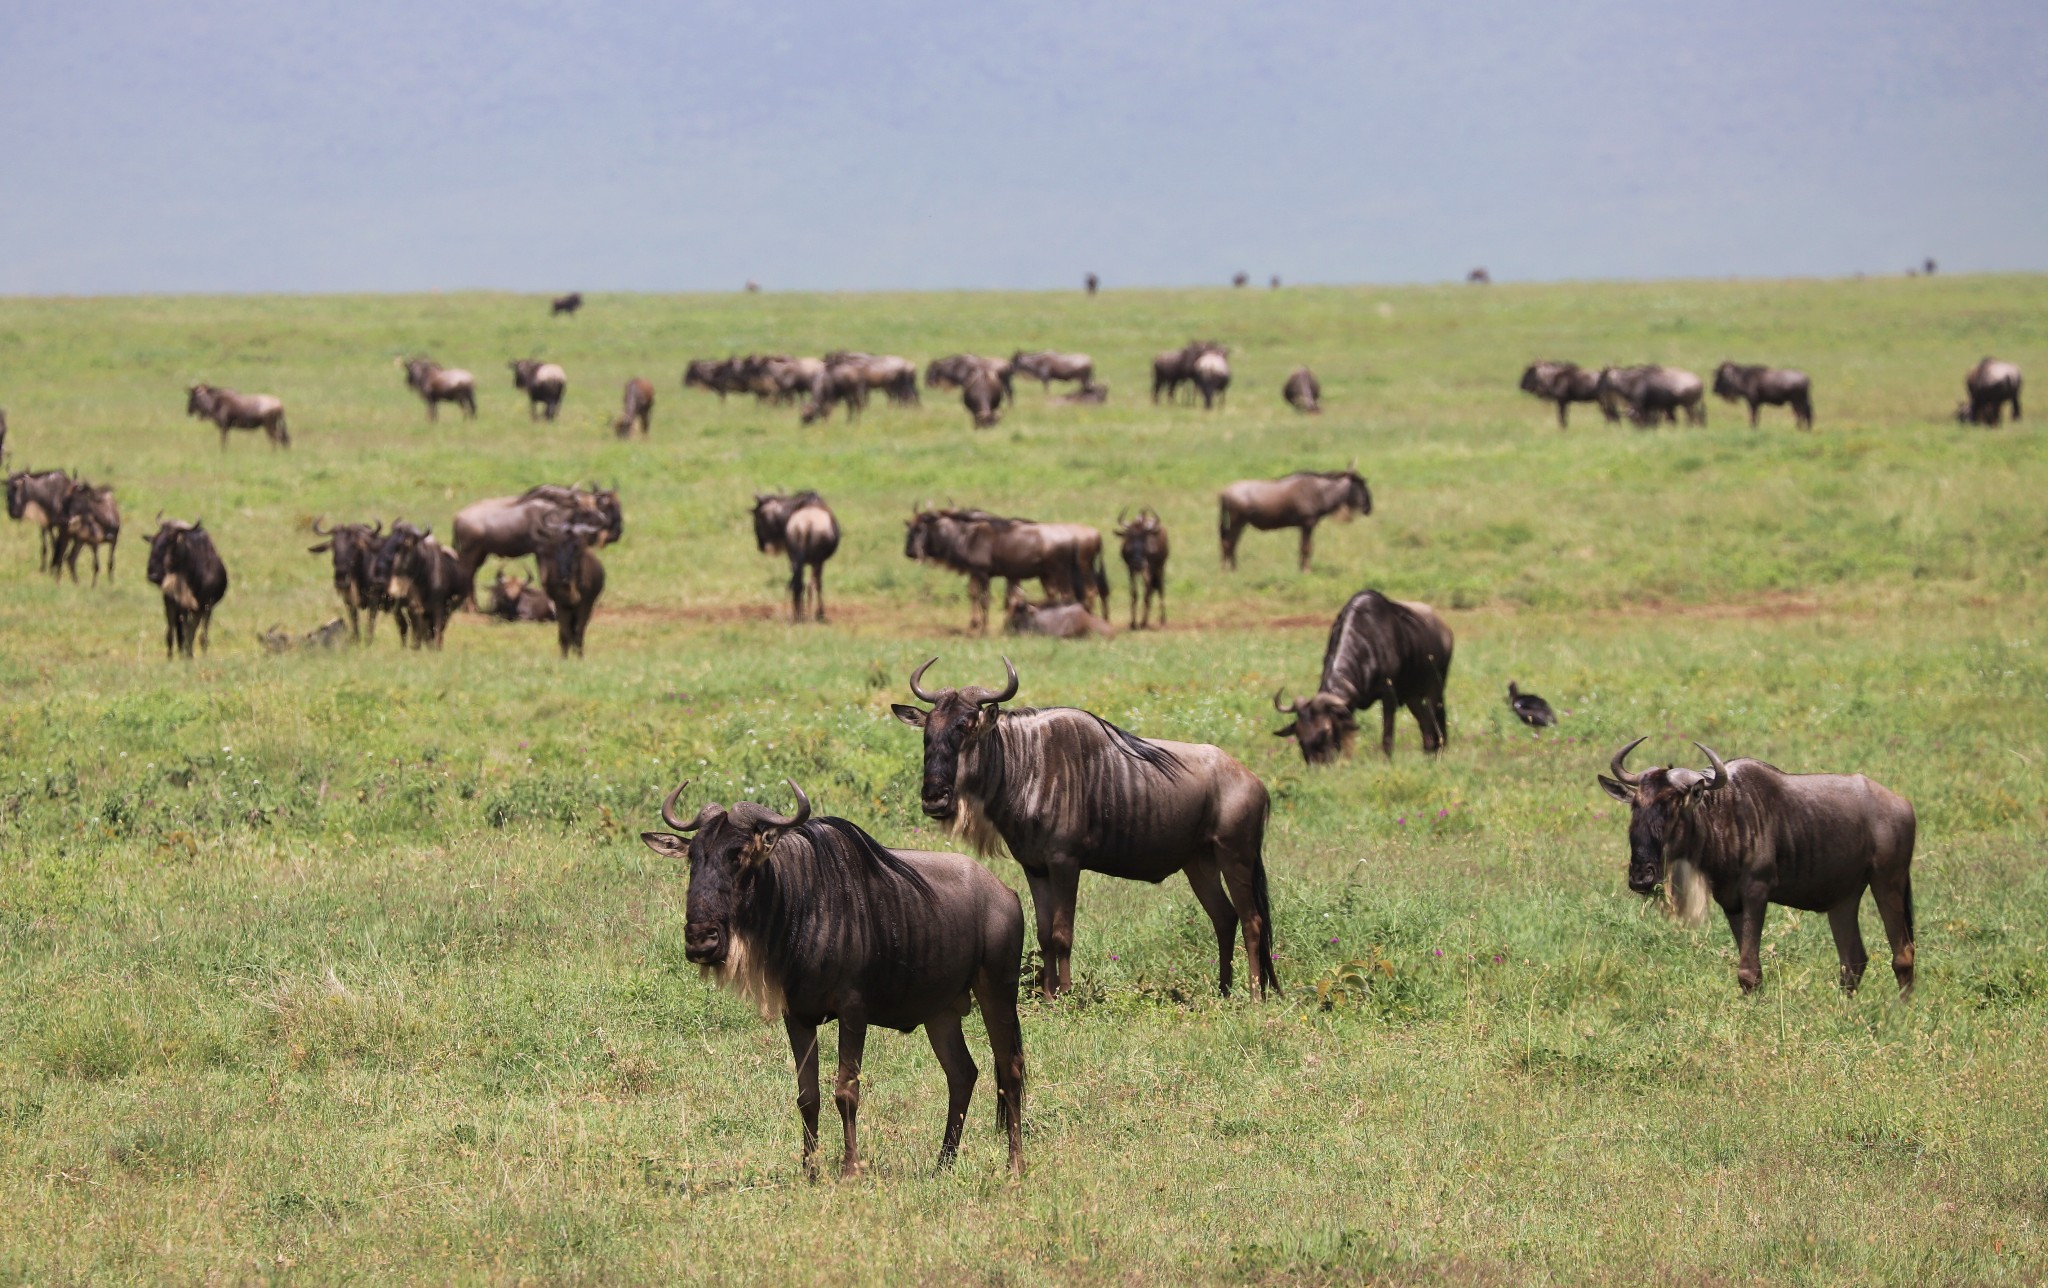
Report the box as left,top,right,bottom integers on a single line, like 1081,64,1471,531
307,542,331,553
1273,723,1298,739
1597,775,1634,802
640,831,689,860
890,704,928,728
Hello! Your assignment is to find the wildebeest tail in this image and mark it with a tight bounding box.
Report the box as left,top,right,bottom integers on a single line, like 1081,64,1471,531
1092,549,1109,606
1252,852,1280,991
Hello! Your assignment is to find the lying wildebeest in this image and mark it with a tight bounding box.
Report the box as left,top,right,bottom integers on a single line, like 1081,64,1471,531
486,568,555,622
1052,385,1108,405
614,377,655,437
1114,507,1168,629
752,490,840,622
1218,464,1372,571
1597,364,1706,426
1282,367,1322,414
1518,361,1610,428
258,618,349,653
53,480,120,584
1957,357,2022,426
1084,272,1099,295
640,779,1026,1177
801,361,868,425
508,359,568,421
146,518,228,659
452,483,622,593
904,508,1107,631
550,292,583,316
961,368,1006,429
399,357,477,421
1599,739,1917,995
1010,351,1095,393
1003,585,1114,638
535,511,606,657
825,352,920,406
1713,362,1813,429
377,521,471,650
7,467,73,569
307,519,388,642
187,383,290,449
1274,590,1452,763
894,658,1277,1000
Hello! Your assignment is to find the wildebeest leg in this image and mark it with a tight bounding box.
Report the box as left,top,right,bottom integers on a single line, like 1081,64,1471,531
1218,853,1275,1000
197,606,214,656
1872,868,1916,995
161,599,179,660
1044,859,1081,997
1297,521,1317,572
219,425,229,451
924,1011,977,1170
968,960,1025,1176
1218,507,1242,569
784,1017,822,1178
1380,698,1399,759
1826,894,1869,994
833,1013,869,1177
969,576,990,633
810,561,826,623
1748,400,1760,428
1183,857,1238,997
1556,399,1569,429
425,398,439,423
1127,571,1139,630
1405,695,1441,754
462,391,476,420
1154,574,1166,627
1730,887,1768,993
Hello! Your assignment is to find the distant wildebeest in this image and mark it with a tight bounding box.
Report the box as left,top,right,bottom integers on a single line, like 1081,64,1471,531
7,467,73,569
1003,585,1114,638
452,484,622,594
486,568,555,622
924,354,1011,396
1282,367,1322,414
1518,361,1610,428
752,490,840,622
1151,348,1193,403
904,508,1107,632
1507,682,1555,729
1154,341,1229,407
893,658,1277,1000
1597,364,1706,426
960,367,1007,429
1599,739,1917,995
375,521,471,650
824,352,920,406
1957,357,2022,426
53,480,120,584
550,292,583,316
1274,590,1452,763
1468,267,1491,284
1923,258,1937,276
1218,464,1372,571
145,518,228,659
534,511,606,657
1232,272,1249,288
640,779,1026,1177
801,361,869,425
186,383,290,449
307,519,388,642
1010,351,1095,393
683,358,745,401
1190,345,1231,409
1052,385,1108,405
614,378,655,438
1269,275,1281,289
1713,362,1813,429
508,359,568,421
1114,507,1168,629
258,618,349,653
399,357,477,421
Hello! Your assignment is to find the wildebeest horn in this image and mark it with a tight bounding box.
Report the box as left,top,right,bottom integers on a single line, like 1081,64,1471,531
1116,507,1129,527
1695,743,1731,791
1609,736,1648,786
908,656,942,702
1273,687,1294,713
755,778,812,829
967,656,1019,706
661,781,704,831
311,517,332,536
371,520,384,536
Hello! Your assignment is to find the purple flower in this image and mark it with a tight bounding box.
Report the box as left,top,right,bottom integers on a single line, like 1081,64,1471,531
1109,954,1119,961
1492,954,1504,963
1433,949,1443,957
1328,937,1338,945
1395,816,1406,826
1438,808,1448,818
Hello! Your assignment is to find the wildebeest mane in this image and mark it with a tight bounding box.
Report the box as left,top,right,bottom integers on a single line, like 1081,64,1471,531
1007,706,1186,781
1318,590,1431,706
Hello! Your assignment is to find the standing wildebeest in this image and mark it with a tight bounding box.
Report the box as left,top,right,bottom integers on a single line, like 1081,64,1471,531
1114,507,1168,629
1190,345,1231,409
1273,590,1452,763
187,383,290,449
1599,739,1917,995
614,377,655,437
1713,362,1814,429
800,361,869,425
1084,272,1099,295
1010,351,1095,393
1282,367,1322,414
486,568,555,622
1218,465,1372,571
535,512,606,657
1468,267,1491,284
924,354,1012,397
683,358,745,401
53,481,120,584
550,292,583,316
640,779,1026,1177
1003,585,1114,638
1232,272,1249,288
378,522,472,650
508,359,568,421
307,519,388,642
451,484,622,593
1519,361,1610,428
399,357,477,421
145,519,228,659
824,352,920,406
7,467,73,569
1957,357,2022,426
752,490,840,622
893,658,1277,1000
904,508,1107,631
1151,348,1193,404
960,367,1007,429
1597,364,1706,426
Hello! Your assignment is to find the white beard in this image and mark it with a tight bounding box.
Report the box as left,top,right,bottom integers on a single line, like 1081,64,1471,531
704,930,785,1022
1664,859,1712,928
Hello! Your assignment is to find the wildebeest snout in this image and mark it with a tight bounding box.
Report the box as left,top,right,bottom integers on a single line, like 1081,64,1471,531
683,921,727,964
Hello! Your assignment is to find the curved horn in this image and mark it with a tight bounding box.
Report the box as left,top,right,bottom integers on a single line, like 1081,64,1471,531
908,656,942,702
1273,686,1294,713
660,781,693,830
973,655,1019,706
1695,743,1731,791
370,520,384,537
1116,507,1129,527
311,517,332,536
1609,736,1648,786
755,778,812,829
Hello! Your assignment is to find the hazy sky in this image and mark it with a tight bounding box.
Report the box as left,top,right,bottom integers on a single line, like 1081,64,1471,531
4,0,2045,293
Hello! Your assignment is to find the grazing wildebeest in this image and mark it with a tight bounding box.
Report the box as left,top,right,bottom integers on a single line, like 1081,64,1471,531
1218,465,1372,571
399,357,477,421
7,467,73,569
550,292,583,316
1114,507,1168,629
825,352,920,406
508,359,568,421
377,522,471,650
1597,365,1706,426
904,508,1107,631
1010,351,1095,393
1003,585,1114,638
893,658,1277,1000
683,358,744,401
1190,346,1231,409
1282,367,1322,414
1151,348,1193,404
145,519,228,659
1957,357,2022,426
752,490,840,622
1713,362,1813,429
960,368,1007,429
1084,272,1099,295
307,519,387,642
1518,361,1610,428
486,568,555,622
535,512,606,658
1507,682,1555,729
1468,267,1491,284
1273,590,1452,763
614,377,655,438
186,383,290,449
1599,739,1918,995
640,779,1026,1177
452,484,621,593
1232,272,1249,288
53,481,120,584
801,361,869,425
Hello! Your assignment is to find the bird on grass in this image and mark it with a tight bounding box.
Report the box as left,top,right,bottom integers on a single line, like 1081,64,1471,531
1507,682,1556,730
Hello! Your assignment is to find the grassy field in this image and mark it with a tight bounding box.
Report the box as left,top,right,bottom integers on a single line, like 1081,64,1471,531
0,276,2044,1284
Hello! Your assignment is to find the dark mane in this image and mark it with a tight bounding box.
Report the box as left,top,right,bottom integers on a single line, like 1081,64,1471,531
1008,705,1186,781
1318,589,1430,704
792,816,935,898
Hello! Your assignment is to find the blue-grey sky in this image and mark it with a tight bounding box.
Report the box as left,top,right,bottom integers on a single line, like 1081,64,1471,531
4,1,2045,293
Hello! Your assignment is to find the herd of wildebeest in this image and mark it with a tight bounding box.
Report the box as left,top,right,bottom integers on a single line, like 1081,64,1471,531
0,297,2022,1178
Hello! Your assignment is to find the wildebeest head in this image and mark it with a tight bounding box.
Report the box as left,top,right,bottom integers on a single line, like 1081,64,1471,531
639,778,812,966
1597,737,1730,894
890,656,1019,820
1271,688,1356,764
145,518,198,586
371,520,424,594
578,485,624,546
1333,463,1372,518
5,473,26,520
185,384,214,417
308,518,381,580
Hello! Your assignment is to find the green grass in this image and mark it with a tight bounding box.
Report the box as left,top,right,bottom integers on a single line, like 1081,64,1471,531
1,276,2044,1284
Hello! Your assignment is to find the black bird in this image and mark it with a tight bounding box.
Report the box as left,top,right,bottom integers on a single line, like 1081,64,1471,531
1507,682,1556,730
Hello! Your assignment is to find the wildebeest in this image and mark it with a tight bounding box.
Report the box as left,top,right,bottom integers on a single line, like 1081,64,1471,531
1151,348,1192,403
639,779,1026,1177
7,468,74,569
924,354,1012,397
1468,267,1491,284
1599,739,1917,995
1003,585,1114,638
1597,364,1706,426
1506,681,1555,729
752,490,840,622
1232,272,1249,288
452,483,622,592
376,522,471,650
186,383,290,449
824,352,920,406
904,508,1107,631
307,519,388,642
1269,275,1281,289
1713,362,1813,429
1114,507,1168,629
485,568,555,622
534,511,606,657
145,518,228,659
550,292,583,316
683,358,747,401
893,658,1277,1000
1274,591,1452,763
1084,272,1099,295
508,359,568,421
1282,367,1322,414
1010,351,1095,393
53,480,120,584
258,618,349,653
801,361,869,425
1190,345,1231,409
1518,361,1610,428
1957,357,2022,426
1218,464,1372,571
1052,385,1108,406
399,358,477,421
614,377,655,438
960,367,1007,429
